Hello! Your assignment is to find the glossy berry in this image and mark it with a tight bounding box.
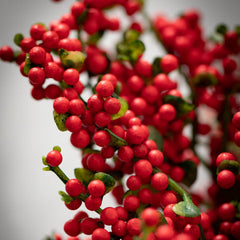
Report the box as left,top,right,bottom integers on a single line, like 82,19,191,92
0,46,14,61
141,207,160,226
63,68,79,85
64,219,81,237
217,169,235,189
96,80,114,98
216,152,236,167
46,150,63,167
70,129,90,148
134,159,153,179
151,172,169,191
218,203,236,221
100,207,118,225
85,196,102,211
93,130,111,147
111,220,127,237
92,228,110,240
104,97,121,114
123,195,140,212
53,97,70,114
159,104,176,122
65,179,86,197
29,46,46,65
28,67,46,86
65,115,82,133
88,179,105,197
161,54,179,73
126,218,141,236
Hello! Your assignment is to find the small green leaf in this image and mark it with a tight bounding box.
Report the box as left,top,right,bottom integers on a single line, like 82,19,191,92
59,48,85,71
42,156,47,165
93,172,116,193
216,24,228,35
173,200,201,217
105,128,127,148
193,72,218,87
24,53,31,75
128,40,145,63
147,125,164,151
53,110,69,131
163,95,194,117
179,161,197,187
87,30,105,45
59,191,74,204
43,166,50,171
14,33,24,46
124,29,140,43
74,168,94,187
53,146,61,152
111,94,128,120
216,160,240,175
152,57,163,76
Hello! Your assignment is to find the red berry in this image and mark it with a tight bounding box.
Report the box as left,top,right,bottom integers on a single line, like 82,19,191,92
87,94,104,113
42,31,60,50
63,68,79,85
93,130,111,147
65,116,82,133
155,224,175,240
94,111,111,128
126,218,141,236
100,207,118,225
161,54,179,73
118,146,134,163
46,150,63,167
53,97,70,114
28,67,45,86
130,97,148,116
148,150,164,167
87,153,105,172
65,198,82,210
92,228,110,240
134,159,153,179
218,203,236,221
69,99,85,115
126,175,141,191
85,196,102,211
232,112,240,130
231,221,240,239
88,179,105,197
217,170,235,189
0,45,14,61
123,195,140,212
80,217,98,235
151,172,169,191
111,220,127,237
104,97,121,114
141,207,160,226
30,23,46,40
65,179,86,197
64,219,81,237
216,152,236,167
70,129,90,148
127,75,145,93
29,46,46,65
159,104,176,122
44,84,61,99
96,80,114,98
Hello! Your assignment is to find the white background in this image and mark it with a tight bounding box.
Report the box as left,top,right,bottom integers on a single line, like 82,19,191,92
0,0,240,239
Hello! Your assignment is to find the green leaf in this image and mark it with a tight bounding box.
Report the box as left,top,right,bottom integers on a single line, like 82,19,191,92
111,94,128,120
53,110,69,131
59,48,85,71
152,57,163,76
24,53,31,75
105,128,127,148
163,95,194,117
179,161,197,187
87,30,105,45
216,160,240,175
216,24,228,35
58,191,74,204
128,40,145,63
42,156,47,165
173,200,201,217
42,166,50,171
147,125,164,151
14,33,24,46
124,29,140,43
193,72,218,87
93,172,116,194
74,168,94,187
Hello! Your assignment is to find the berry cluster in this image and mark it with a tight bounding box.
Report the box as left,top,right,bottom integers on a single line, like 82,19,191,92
1,0,240,240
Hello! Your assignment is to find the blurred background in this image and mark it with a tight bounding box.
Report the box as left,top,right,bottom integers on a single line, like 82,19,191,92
0,0,240,239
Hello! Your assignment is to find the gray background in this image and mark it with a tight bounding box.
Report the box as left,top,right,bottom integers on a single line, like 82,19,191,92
0,0,240,239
